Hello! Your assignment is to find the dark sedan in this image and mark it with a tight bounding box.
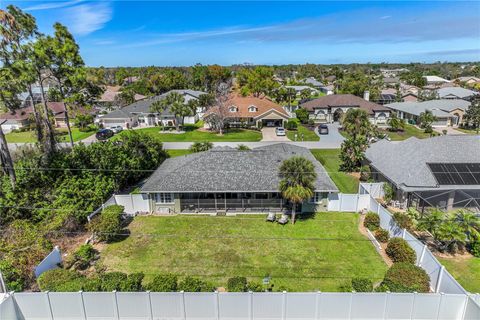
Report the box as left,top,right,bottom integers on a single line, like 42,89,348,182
318,124,329,135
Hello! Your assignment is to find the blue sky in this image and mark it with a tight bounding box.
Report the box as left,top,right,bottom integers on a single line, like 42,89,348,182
3,1,480,66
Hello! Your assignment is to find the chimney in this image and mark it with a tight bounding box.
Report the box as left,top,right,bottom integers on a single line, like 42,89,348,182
363,90,370,101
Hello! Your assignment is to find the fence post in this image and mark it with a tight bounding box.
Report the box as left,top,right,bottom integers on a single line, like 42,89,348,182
418,244,427,267
79,291,87,320
435,266,445,293
181,291,187,320
282,291,287,320
382,291,390,320
249,291,253,320
356,194,360,212
402,229,406,239
435,293,444,320
113,290,120,320
339,193,343,211
147,291,153,320
348,292,353,320
45,291,54,320
409,292,417,319
214,291,220,320
314,291,321,320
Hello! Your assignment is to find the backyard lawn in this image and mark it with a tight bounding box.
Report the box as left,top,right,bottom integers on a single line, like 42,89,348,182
117,122,262,142
286,118,319,141
310,149,359,194
438,256,480,293
379,124,432,141
100,213,387,291
5,127,95,143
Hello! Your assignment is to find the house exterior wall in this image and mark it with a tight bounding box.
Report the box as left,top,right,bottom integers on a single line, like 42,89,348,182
96,116,138,129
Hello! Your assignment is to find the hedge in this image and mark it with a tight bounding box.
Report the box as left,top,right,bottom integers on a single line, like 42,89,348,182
178,276,215,292
351,277,373,292
374,229,390,243
145,274,178,292
227,276,248,292
386,238,416,264
364,212,380,231
379,263,430,293
393,212,414,232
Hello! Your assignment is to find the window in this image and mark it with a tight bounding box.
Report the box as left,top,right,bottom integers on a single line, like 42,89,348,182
311,192,327,203
248,105,258,112
229,106,238,112
154,193,174,204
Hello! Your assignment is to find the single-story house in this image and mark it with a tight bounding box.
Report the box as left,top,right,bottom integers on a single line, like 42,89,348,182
365,135,480,213
203,95,290,129
386,99,471,126
95,89,206,129
139,143,338,214
436,87,478,101
299,94,391,125
319,84,334,95
303,77,324,88
285,85,319,95
423,76,450,86
401,92,419,102
455,76,480,85
383,77,400,87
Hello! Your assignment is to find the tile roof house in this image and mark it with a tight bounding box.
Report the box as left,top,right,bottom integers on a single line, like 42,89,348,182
96,85,146,108
140,143,338,214
386,99,471,126
203,95,290,129
455,76,480,85
365,135,480,212
299,94,391,125
95,89,206,129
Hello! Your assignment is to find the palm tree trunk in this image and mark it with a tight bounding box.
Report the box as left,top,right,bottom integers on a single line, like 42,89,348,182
38,78,56,155
174,116,180,132
0,122,16,187
291,203,297,224
64,105,74,148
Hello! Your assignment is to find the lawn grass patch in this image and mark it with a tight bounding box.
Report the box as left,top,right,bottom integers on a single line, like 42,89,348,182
100,213,387,291
286,118,319,141
5,127,95,143
455,128,479,135
117,122,262,142
167,149,194,157
310,149,359,193
438,256,480,293
380,124,431,141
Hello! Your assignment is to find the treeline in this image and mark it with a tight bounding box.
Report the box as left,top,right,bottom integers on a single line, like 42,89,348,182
0,132,168,291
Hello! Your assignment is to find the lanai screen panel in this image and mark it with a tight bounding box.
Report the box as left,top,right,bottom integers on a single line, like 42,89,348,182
428,163,480,185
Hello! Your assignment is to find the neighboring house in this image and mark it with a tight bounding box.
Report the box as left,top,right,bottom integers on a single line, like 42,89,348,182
299,94,391,125
400,83,420,96
139,143,338,214
380,68,409,78
383,77,400,87
303,77,324,88
376,88,398,105
401,92,419,102
96,86,145,110
284,85,319,95
17,84,54,108
319,84,334,95
123,76,139,85
423,75,451,86
95,89,206,129
365,135,480,212
386,99,471,126
324,75,336,83
455,76,480,85
436,87,479,101
203,95,290,128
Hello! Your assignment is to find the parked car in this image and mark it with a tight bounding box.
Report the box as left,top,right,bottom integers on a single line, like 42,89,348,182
275,127,286,136
95,129,114,141
318,124,329,135
109,126,123,134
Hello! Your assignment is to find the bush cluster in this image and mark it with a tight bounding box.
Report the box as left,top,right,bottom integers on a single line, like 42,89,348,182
285,120,298,130
178,276,215,292
374,229,390,243
470,239,480,258
65,244,97,270
351,278,373,292
386,238,416,264
145,274,178,292
378,263,430,293
364,212,380,231
88,205,124,242
393,212,414,232
189,141,213,153
227,276,247,292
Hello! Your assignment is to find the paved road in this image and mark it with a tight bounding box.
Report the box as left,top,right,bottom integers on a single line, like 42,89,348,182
7,124,345,151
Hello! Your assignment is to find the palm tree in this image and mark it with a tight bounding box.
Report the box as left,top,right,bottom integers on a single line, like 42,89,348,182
417,208,445,236
387,113,405,132
436,221,466,254
278,156,317,224
454,210,480,241
150,92,188,132
342,108,373,140
419,110,437,134
300,88,311,100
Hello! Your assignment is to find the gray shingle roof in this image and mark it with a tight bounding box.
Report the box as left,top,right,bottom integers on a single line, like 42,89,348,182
437,87,478,99
141,143,338,193
386,99,471,116
365,135,480,191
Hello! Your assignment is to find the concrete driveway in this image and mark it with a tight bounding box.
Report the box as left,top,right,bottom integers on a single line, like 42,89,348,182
261,127,289,142
315,122,345,145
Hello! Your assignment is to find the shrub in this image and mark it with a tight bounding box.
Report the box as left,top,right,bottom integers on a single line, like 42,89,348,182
227,276,247,292
469,239,480,258
0,260,25,292
393,212,414,232
178,276,214,292
37,269,83,291
295,108,309,124
380,263,430,293
386,238,416,264
351,277,373,292
145,274,178,292
285,120,298,130
364,212,380,231
374,229,390,243
236,144,250,151
88,205,124,242
122,272,144,291
246,281,264,292
99,272,129,291
70,244,96,270
189,141,213,153
359,165,371,182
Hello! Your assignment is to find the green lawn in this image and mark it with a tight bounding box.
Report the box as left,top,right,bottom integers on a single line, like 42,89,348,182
438,256,480,293
100,213,387,291
117,122,262,142
380,124,432,141
166,149,194,157
310,149,359,194
455,128,480,135
5,127,95,143
286,118,319,141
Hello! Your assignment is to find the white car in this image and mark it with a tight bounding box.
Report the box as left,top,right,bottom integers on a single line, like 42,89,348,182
275,127,286,136
109,126,123,134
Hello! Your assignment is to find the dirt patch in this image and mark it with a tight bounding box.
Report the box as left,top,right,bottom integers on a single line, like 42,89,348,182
349,172,361,179
52,232,90,257
357,214,393,267
434,251,473,260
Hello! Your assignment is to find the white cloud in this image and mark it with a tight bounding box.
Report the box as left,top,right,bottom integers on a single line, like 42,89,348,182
65,2,113,36
380,15,391,20
24,0,83,11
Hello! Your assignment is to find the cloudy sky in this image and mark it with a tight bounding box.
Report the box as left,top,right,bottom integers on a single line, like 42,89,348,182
3,1,480,66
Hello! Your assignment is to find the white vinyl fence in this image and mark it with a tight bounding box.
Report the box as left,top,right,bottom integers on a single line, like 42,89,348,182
34,246,62,278
327,193,370,212
114,194,150,215
2,291,480,320
359,182,385,198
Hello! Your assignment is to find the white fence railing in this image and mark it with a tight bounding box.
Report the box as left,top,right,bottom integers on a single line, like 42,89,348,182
114,194,150,215
1,291,479,320
34,246,62,278
327,193,370,212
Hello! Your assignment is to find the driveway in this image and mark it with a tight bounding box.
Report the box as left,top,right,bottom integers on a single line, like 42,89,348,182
315,122,345,145
261,127,289,142
433,127,465,135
